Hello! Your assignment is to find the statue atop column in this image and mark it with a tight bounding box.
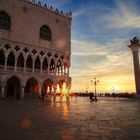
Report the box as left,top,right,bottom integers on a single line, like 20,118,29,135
130,36,139,45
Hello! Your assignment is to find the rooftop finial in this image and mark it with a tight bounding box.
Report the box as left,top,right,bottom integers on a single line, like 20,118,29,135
44,3,47,8
50,6,53,11
69,10,72,18
38,1,41,6
25,0,72,19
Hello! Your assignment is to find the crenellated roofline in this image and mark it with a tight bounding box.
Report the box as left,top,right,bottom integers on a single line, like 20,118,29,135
24,0,72,20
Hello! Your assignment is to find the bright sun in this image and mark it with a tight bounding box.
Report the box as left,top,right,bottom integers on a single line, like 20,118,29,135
61,83,69,97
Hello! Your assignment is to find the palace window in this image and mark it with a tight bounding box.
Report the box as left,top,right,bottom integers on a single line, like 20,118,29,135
35,56,41,69
40,25,51,41
17,53,24,67
43,57,48,70
7,52,15,66
0,11,11,30
26,55,32,69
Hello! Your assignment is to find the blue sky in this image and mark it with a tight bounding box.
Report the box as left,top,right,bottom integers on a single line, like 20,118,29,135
41,0,140,92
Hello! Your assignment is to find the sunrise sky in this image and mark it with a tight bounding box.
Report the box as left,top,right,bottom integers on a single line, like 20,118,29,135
42,0,140,93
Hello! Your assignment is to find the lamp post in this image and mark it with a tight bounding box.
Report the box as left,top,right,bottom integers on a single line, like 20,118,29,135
91,77,99,100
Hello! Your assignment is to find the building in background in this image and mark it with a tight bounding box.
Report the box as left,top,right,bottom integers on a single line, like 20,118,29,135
0,0,72,99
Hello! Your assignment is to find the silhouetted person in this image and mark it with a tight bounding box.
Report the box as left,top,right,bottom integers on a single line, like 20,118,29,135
89,93,93,101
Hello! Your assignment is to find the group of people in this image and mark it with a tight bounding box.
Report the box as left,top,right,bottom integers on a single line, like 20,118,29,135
89,93,97,102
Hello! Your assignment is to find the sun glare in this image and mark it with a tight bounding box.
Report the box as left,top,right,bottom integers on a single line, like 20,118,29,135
60,83,70,98
62,83,68,95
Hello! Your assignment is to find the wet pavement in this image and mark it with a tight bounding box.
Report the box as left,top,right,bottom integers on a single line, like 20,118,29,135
0,97,140,140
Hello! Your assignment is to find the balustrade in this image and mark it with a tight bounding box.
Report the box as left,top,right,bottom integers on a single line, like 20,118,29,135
0,61,69,76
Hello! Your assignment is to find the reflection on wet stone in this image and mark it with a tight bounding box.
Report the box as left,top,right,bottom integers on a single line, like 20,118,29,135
0,97,140,140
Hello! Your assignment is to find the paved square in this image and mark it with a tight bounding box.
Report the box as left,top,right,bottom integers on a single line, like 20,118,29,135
0,97,140,140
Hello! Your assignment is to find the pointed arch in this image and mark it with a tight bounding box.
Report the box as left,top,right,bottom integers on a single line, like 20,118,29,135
26,55,32,68
56,59,62,75
43,57,48,70
6,76,21,98
7,51,15,66
50,59,55,69
0,11,11,30
42,79,53,95
17,53,24,67
35,56,41,69
25,77,39,98
50,59,55,75
0,49,5,65
40,25,51,41
57,59,62,67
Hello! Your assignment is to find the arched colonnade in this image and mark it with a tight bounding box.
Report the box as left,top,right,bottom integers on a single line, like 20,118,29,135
0,75,70,99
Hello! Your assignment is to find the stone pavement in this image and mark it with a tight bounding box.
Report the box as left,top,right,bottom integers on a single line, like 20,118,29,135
0,97,140,140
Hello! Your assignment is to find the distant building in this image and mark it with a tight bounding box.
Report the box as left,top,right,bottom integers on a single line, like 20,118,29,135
0,0,72,99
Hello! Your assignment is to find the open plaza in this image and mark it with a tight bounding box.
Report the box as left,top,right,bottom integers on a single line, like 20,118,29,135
0,97,140,140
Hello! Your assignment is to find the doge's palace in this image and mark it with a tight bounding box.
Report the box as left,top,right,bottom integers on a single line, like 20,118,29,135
0,0,72,99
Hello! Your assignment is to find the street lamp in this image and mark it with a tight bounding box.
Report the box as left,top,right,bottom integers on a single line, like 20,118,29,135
91,77,99,100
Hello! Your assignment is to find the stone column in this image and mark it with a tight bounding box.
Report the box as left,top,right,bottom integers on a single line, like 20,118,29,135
54,66,57,76
40,61,43,74
61,67,63,76
24,59,26,72
14,58,17,71
49,86,52,94
4,57,7,70
1,85,5,99
46,86,48,97
32,60,35,73
38,85,42,98
47,61,50,75
64,67,66,75
21,86,25,98
67,67,69,76
132,48,140,95
53,82,57,96
128,37,140,96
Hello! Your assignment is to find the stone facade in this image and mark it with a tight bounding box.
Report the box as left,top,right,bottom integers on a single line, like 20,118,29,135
0,0,72,99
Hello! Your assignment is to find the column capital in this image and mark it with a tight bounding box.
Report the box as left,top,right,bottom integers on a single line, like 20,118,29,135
128,44,140,52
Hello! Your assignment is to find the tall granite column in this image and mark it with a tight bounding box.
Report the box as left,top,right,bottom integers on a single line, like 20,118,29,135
128,36,140,96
